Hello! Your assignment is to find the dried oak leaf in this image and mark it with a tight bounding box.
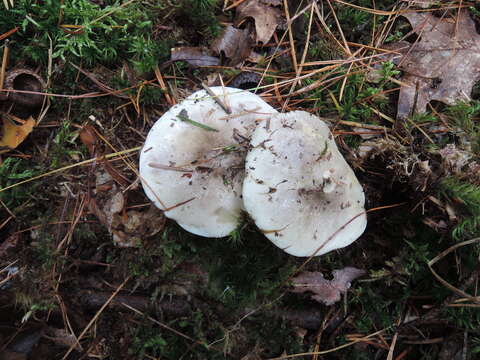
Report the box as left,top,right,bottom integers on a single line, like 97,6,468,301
211,25,254,66
234,0,282,44
393,10,480,120
290,267,365,306
171,47,220,67
0,115,35,152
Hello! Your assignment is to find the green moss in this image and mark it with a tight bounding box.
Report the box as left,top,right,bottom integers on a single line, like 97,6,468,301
0,157,42,209
177,0,221,40
440,177,480,240
2,0,173,72
445,101,480,152
203,231,295,309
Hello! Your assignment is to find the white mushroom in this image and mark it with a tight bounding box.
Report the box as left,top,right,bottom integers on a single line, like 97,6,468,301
139,86,277,237
242,111,367,257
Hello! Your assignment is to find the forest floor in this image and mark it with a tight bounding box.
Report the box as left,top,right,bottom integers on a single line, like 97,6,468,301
1,0,480,359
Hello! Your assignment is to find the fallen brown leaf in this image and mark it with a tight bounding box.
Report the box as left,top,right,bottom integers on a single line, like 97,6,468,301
234,0,282,44
290,267,365,306
89,172,165,247
0,115,35,152
391,9,480,119
0,234,20,258
171,47,220,67
79,125,97,155
438,143,475,175
43,327,81,350
211,25,254,66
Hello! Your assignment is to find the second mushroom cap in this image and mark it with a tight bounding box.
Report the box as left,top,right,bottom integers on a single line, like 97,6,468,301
242,111,367,257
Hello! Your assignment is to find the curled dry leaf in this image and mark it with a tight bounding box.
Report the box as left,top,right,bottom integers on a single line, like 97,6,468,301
171,47,220,67
391,9,480,119
43,327,81,350
79,124,97,155
110,206,166,247
290,267,365,305
79,125,130,187
211,25,254,66
89,171,165,247
234,0,282,44
0,115,35,152
438,144,475,175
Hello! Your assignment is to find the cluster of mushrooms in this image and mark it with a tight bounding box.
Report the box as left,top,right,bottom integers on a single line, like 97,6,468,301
139,87,367,257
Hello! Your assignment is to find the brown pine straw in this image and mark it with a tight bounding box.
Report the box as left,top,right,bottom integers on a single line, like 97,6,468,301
0,41,8,90
0,147,141,194
428,237,480,304
332,0,470,15
224,0,247,11
61,276,130,360
154,65,175,105
268,327,390,359
0,27,18,41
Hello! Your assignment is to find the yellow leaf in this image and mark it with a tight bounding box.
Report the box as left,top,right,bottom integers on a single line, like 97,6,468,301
0,115,35,152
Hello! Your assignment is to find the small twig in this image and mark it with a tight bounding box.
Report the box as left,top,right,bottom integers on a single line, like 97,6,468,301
0,41,9,91
282,0,298,113
154,65,175,105
61,277,130,360
123,303,203,345
164,197,196,212
148,162,193,172
201,82,231,114
428,237,480,304
224,0,247,11
70,63,129,99
337,119,389,131
0,27,18,41
402,337,444,345
219,106,274,120
0,216,13,232
287,2,314,97
268,327,390,359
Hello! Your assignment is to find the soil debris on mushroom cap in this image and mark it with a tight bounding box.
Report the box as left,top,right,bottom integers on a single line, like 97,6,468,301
242,111,367,257
139,86,277,238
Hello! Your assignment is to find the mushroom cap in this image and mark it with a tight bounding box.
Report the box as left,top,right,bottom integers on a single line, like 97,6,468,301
242,111,367,256
139,87,277,237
